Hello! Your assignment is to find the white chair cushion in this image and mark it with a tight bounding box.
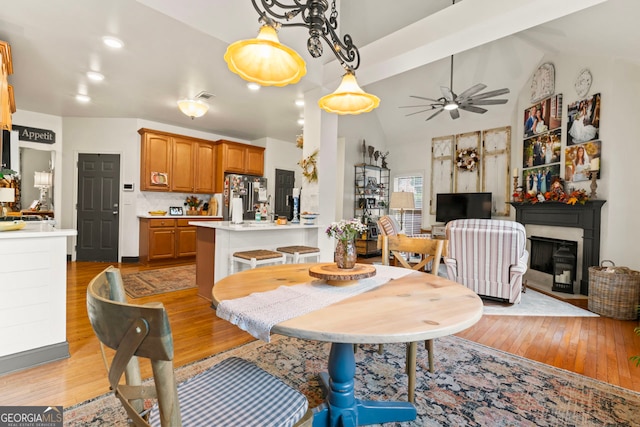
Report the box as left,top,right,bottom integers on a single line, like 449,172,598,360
148,357,308,427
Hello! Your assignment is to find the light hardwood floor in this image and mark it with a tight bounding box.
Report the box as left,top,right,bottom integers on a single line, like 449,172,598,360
0,260,638,408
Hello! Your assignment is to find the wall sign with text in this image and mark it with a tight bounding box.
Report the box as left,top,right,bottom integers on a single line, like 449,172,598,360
12,124,56,144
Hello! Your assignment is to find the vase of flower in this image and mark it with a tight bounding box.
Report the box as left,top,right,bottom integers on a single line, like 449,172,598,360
335,238,357,269
326,219,367,270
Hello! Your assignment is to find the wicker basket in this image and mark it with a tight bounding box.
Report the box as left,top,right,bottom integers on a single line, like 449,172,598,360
588,261,640,320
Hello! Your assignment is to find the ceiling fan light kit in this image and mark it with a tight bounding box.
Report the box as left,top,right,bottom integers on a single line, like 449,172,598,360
224,0,379,115
401,54,510,121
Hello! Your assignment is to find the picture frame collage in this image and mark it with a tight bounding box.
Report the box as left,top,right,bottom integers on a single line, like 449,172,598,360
521,94,563,194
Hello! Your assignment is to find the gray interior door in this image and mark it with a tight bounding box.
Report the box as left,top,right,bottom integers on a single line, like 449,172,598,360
274,169,295,218
76,153,120,262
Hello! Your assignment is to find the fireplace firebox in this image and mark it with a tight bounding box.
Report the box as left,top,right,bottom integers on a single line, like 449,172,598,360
512,200,605,295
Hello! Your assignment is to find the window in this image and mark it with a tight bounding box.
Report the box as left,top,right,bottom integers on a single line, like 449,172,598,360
393,175,423,235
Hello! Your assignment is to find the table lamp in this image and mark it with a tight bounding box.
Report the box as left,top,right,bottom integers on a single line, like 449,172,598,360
389,191,415,231
34,171,53,210
0,187,15,217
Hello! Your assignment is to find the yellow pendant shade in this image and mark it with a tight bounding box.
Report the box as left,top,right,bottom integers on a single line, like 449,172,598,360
318,72,380,115
224,25,306,87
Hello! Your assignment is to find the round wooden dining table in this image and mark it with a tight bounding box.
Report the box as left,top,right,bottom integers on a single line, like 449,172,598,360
212,263,483,427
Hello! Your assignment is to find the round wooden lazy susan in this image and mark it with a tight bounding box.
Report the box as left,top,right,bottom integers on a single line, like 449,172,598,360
308,263,376,286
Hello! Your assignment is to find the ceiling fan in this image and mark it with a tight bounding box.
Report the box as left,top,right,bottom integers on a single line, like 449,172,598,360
400,54,510,121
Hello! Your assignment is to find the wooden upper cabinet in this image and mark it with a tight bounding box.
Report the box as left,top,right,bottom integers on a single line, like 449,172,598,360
221,142,246,173
246,145,265,176
217,140,265,176
171,137,195,192
139,128,217,194
194,142,216,193
1,40,14,132
139,129,172,191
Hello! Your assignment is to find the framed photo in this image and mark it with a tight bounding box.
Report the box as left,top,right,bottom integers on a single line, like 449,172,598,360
366,177,378,188
368,224,379,239
566,93,601,146
169,206,183,216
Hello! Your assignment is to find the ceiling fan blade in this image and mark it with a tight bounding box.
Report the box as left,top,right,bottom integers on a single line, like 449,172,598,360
440,86,455,101
457,83,487,100
459,105,488,114
410,95,441,103
399,104,434,108
405,108,437,117
471,88,510,100
449,109,460,120
465,98,509,106
426,108,445,121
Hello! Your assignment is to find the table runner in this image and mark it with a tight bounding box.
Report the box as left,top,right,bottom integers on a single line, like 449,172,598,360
216,265,413,341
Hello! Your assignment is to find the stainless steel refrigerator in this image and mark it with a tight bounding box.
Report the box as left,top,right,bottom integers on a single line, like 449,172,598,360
223,173,268,221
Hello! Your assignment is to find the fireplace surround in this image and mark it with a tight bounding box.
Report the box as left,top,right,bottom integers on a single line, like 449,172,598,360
511,200,606,295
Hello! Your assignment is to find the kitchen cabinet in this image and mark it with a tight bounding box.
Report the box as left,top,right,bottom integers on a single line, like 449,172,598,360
216,140,265,187
138,129,217,194
1,40,15,133
139,130,173,192
139,217,221,264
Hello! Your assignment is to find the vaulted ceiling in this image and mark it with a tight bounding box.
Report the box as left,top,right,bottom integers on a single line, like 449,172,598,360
0,0,636,143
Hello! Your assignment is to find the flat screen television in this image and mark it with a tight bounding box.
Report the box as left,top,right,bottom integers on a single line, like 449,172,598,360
435,192,492,224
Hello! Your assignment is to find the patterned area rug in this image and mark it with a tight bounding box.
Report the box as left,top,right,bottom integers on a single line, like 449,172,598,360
122,265,196,298
64,335,639,426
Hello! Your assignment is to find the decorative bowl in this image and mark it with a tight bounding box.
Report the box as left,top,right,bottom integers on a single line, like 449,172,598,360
300,213,318,224
0,220,26,232
148,210,167,216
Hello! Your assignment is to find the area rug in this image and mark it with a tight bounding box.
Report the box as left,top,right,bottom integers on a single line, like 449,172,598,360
122,265,196,298
482,288,599,317
64,335,639,426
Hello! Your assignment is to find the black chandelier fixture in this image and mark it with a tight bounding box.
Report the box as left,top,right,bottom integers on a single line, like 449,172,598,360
224,0,379,115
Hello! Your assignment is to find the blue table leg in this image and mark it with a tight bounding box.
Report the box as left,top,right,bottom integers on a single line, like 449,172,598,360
312,343,417,426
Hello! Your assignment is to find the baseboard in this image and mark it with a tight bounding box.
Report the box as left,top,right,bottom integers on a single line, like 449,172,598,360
121,256,139,263
0,342,70,375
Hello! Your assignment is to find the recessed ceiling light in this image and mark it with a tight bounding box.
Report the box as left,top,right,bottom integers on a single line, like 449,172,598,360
102,36,124,49
87,71,104,82
295,99,304,107
247,82,260,91
297,118,304,126
76,94,91,103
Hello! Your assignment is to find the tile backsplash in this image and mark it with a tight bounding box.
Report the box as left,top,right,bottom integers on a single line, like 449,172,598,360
136,192,219,215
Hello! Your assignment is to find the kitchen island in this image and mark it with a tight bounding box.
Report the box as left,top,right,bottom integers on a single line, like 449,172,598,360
191,221,322,299
0,222,77,374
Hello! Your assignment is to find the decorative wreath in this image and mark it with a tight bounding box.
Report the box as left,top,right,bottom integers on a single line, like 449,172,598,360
456,148,479,172
298,149,319,183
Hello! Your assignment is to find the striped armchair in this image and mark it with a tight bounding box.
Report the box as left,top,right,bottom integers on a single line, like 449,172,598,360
444,219,528,304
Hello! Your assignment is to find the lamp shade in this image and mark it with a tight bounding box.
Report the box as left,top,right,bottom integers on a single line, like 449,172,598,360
0,187,15,203
177,99,209,119
389,192,415,210
224,25,306,87
34,171,52,188
318,72,380,115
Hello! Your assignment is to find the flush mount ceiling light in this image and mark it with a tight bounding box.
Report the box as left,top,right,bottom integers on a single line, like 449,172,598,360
177,99,209,119
86,71,104,82
224,0,379,115
102,36,124,49
76,94,91,103
247,82,261,91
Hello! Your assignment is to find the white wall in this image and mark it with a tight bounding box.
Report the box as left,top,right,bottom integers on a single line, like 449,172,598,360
60,117,268,259
374,54,639,271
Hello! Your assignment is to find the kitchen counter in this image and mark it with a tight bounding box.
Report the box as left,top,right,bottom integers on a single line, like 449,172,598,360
137,214,223,219
0,223,77,374
189,220,319,231
191,220,322,299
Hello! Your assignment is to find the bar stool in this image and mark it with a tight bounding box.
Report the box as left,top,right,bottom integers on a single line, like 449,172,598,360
276,245,321,264
230,249,286,273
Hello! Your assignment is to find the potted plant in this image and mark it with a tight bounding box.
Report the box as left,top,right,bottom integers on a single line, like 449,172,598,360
185,195,202,215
